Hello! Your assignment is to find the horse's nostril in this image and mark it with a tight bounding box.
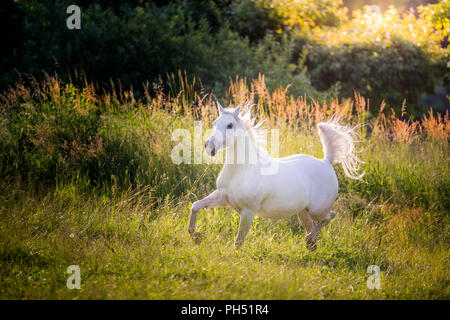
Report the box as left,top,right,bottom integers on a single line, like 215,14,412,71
205,140,216,156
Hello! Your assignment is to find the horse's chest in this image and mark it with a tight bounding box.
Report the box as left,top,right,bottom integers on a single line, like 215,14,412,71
219,176,262,211
228,188,260,210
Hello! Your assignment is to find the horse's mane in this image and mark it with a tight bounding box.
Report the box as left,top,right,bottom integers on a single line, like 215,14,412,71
223,101,265,145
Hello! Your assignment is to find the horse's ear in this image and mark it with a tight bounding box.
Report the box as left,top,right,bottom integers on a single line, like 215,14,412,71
233,106,241,118
217,101,225,115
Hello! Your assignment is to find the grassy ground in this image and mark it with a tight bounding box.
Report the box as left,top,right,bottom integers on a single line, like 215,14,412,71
0,175,448,299
0,77,448,299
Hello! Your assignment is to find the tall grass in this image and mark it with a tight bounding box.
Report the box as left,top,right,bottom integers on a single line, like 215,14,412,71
0,73,448,299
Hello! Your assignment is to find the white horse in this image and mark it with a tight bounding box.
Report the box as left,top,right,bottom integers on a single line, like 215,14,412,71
188,102,364,250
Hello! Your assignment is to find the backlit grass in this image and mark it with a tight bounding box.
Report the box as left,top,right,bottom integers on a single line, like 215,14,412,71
0,76,448,299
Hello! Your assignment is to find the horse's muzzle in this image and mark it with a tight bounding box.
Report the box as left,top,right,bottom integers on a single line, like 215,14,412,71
205,140,216,156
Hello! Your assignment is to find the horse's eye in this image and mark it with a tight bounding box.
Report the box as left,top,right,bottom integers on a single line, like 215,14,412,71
227,123,233,129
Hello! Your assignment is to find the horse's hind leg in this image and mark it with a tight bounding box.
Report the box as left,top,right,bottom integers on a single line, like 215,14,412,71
297,211,318,251
304,210,336,251
297,210,315,234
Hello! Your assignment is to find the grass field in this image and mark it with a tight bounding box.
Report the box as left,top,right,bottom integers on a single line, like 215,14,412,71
0,76,448,299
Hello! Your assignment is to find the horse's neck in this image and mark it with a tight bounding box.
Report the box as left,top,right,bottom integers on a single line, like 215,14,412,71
223,134,266,176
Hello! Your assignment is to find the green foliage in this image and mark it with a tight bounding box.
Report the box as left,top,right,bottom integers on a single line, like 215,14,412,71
239,0,347,33
228,0,284,42
303,5,449,114
419,0,450,40
305,38,438,115
3,0,323,101
419,0,450,92
2,1,448,114
12,1,192,89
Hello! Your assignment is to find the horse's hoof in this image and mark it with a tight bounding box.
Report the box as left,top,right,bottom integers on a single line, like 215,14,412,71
306,241,317,251
305,234,317,251
191,231,202,244
329,211,336,219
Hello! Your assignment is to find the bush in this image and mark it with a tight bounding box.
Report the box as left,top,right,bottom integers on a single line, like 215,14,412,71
2,0,325,101
302,5,449,115
10,1,189,90
305,38,438,115
229,0,347,36
1,1,447,115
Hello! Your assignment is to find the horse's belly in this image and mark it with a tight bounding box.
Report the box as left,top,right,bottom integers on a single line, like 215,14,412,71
255,194,308,219
255,210,298,219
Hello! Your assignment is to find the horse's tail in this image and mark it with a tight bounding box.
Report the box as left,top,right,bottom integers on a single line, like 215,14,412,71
317,118,365,180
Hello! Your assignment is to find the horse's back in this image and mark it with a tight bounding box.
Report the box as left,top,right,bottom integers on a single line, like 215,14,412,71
255,154,337,219
283,154,338,217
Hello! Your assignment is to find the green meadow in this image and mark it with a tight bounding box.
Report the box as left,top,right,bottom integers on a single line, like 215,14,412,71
0,77,448,299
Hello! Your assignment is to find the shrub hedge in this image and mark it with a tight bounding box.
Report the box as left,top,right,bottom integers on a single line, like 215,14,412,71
1,0,448,115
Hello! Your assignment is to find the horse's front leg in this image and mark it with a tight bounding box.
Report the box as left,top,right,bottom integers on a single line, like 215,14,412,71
188,190,226,244
234,209,255,249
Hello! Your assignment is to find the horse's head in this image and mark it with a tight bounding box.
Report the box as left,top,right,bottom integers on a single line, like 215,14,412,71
204,102,243,156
